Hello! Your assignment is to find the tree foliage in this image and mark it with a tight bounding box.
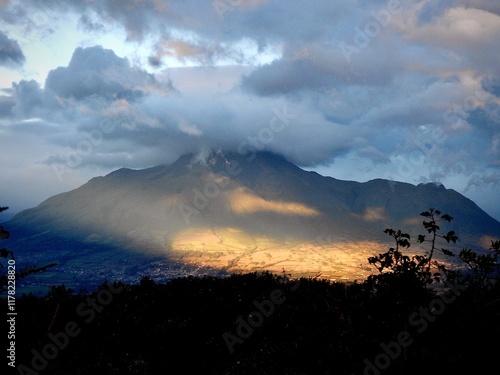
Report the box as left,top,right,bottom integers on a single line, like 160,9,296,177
459,240,500,284
367,208,458,288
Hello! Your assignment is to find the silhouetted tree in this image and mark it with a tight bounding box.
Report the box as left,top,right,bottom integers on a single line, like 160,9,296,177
368,208,458,287
416,208,457,276
459,240,500,285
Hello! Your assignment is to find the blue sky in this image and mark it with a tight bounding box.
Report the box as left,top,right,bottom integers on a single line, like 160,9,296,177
0,0,499,221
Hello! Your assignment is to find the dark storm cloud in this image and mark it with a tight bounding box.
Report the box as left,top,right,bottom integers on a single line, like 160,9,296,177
0,31,25,67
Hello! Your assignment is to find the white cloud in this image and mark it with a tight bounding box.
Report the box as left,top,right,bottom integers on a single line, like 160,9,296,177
178,119,202,137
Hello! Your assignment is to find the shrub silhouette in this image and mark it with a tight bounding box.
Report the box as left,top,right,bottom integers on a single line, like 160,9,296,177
367,208,458,287
458,240,500,290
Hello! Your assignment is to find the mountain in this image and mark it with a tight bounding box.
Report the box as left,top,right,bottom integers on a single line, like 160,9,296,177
5,151,500,292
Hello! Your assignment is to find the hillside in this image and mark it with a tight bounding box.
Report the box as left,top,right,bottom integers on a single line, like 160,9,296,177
5,151,500,291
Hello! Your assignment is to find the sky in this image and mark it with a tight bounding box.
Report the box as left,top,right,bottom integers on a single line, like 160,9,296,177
0,0,499,222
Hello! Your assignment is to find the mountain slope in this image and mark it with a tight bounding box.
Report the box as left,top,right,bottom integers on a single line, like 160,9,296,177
5,151,500,290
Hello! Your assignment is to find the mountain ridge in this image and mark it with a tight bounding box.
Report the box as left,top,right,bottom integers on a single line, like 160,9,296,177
5,151,500,291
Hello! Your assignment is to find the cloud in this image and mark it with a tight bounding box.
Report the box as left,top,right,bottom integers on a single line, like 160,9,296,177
1,45,350,170
178,119,203,137
395,5,500,72
0,31,25,68
356,146,391,165
405,6,500,46
466,172,500,191
45,46,167,101
148,37,245,67
241,41,401,97
2,37,497,180
483,75,500,97
10,80,50,117
0,89,14,116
